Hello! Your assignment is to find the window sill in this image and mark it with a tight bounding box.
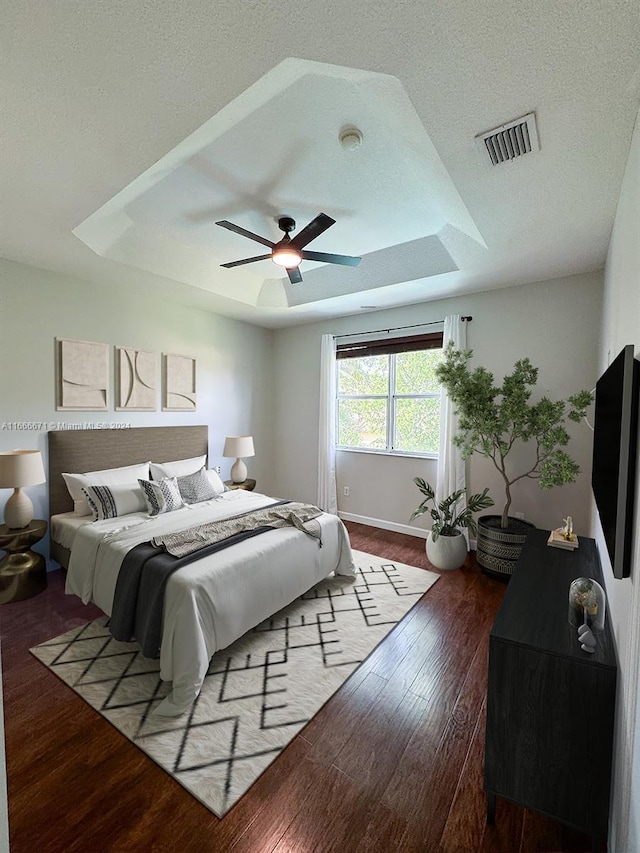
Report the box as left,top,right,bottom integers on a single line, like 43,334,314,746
336,448,438,461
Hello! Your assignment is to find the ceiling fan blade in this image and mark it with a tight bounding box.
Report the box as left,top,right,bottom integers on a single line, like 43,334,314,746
290,213,336,250
287,266,303,284
221,254,272,268
301,250,361,267
215,220,274,249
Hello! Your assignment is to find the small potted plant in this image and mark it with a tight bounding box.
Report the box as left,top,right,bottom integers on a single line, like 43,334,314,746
410,479,494,570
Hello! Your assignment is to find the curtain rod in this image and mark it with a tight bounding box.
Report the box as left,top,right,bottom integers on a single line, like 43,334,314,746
333,316,472,340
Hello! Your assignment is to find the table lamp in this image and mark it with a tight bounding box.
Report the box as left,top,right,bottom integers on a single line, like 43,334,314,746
0,450,46,529
223,436,255,483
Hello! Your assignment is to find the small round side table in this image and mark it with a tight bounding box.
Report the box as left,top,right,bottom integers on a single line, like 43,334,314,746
224,479,256,491
0,519,48,604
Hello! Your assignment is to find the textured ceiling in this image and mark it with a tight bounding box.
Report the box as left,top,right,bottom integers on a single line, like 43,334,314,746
72,59,484,310
2,1,639,327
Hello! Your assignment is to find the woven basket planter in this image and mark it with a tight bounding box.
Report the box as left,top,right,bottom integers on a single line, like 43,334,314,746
476,515,535,580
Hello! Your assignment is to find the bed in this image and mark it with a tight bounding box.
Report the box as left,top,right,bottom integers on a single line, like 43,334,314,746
48,426,355,716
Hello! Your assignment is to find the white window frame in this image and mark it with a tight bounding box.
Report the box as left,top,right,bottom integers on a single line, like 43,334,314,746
335,345,443,458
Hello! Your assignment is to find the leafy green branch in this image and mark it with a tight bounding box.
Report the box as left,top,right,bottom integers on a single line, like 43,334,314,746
435,344,593,528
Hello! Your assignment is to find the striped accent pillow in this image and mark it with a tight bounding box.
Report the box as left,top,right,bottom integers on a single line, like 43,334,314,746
138,477,184,517
82,483,147,521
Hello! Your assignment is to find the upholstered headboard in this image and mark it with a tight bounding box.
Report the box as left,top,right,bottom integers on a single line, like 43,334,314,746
48,425,209,518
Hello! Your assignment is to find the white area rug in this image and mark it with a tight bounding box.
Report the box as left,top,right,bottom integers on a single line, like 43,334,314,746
31,550,438,817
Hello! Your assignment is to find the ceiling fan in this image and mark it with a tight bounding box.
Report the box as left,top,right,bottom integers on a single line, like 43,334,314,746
215,213,361,284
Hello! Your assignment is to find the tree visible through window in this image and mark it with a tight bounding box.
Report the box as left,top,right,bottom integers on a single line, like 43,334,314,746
336,332,444,455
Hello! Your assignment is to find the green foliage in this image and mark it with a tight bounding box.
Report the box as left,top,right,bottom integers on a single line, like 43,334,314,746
434,344,593,528
338,398,387,449
337,349,443,454
395,350,442,394
338,354,388,395
394,397,440,453
410,478,494,541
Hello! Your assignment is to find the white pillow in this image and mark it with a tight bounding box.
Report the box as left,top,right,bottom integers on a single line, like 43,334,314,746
138,477,184,517
149,455,207,480
205,468,225,495
82,483,147,521
62,462,151,516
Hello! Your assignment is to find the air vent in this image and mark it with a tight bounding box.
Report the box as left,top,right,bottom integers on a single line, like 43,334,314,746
475,112,539,166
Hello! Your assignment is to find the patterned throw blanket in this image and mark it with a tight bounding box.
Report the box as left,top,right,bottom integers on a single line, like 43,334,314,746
152,502,324,557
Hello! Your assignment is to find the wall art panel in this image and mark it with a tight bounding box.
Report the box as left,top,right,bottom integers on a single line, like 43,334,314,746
56,338,109,411
162,353,196,411
116,347,157,411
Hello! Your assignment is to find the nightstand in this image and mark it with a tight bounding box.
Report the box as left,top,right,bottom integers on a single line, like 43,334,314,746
0,519,48,604
224,478,256,491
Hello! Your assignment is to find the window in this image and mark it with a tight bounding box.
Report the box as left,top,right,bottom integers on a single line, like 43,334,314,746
336,332,444,456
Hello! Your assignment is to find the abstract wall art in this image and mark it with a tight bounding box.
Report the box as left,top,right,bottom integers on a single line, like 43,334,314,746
56,338,109,411
162,353,196,411
115,347,157,411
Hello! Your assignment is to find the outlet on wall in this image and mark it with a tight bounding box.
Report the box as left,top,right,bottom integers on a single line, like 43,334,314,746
343,486,350,496
513,511,525,520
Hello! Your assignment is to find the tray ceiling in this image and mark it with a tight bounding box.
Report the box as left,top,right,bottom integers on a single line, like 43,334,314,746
72,59,485,310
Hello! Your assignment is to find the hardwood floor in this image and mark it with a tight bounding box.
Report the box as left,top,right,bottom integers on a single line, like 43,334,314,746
0,522,597,853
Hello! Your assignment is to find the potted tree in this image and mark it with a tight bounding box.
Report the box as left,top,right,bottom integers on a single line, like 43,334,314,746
435,345,592,578
410,479,494,570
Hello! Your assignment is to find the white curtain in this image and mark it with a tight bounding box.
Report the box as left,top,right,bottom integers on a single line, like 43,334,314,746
437,315,467,530
318,334,338,514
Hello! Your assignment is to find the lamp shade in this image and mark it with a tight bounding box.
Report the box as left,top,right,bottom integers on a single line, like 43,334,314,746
223,436,255,459
0,451,46,488
0,450,46,528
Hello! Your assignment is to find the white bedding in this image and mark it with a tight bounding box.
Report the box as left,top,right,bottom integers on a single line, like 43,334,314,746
50,512,94,550
65,491,355,716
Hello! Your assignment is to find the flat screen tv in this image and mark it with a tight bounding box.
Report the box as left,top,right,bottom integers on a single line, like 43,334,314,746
591,344,639,579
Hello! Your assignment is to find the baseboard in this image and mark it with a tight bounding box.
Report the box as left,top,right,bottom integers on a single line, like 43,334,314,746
339,512,428,539
338,512,477,550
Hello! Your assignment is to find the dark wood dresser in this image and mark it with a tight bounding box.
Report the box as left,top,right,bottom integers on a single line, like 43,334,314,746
484,528,617,853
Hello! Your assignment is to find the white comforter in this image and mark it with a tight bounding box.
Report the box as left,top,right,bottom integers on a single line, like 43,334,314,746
65,491,355,716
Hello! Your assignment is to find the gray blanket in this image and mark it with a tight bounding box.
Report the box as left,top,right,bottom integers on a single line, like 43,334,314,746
152,502,323,557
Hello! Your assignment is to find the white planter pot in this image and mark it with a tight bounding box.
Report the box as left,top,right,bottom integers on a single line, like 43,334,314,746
426,530,468,571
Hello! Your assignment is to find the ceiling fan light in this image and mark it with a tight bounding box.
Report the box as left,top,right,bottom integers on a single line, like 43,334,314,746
272,248,301,268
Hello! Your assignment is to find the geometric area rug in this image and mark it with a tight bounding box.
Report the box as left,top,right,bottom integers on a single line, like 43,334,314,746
30,550,438,817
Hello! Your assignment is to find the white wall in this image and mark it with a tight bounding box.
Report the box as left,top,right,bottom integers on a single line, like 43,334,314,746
597,106,640,853
272,271,602,537
0,258,276,553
